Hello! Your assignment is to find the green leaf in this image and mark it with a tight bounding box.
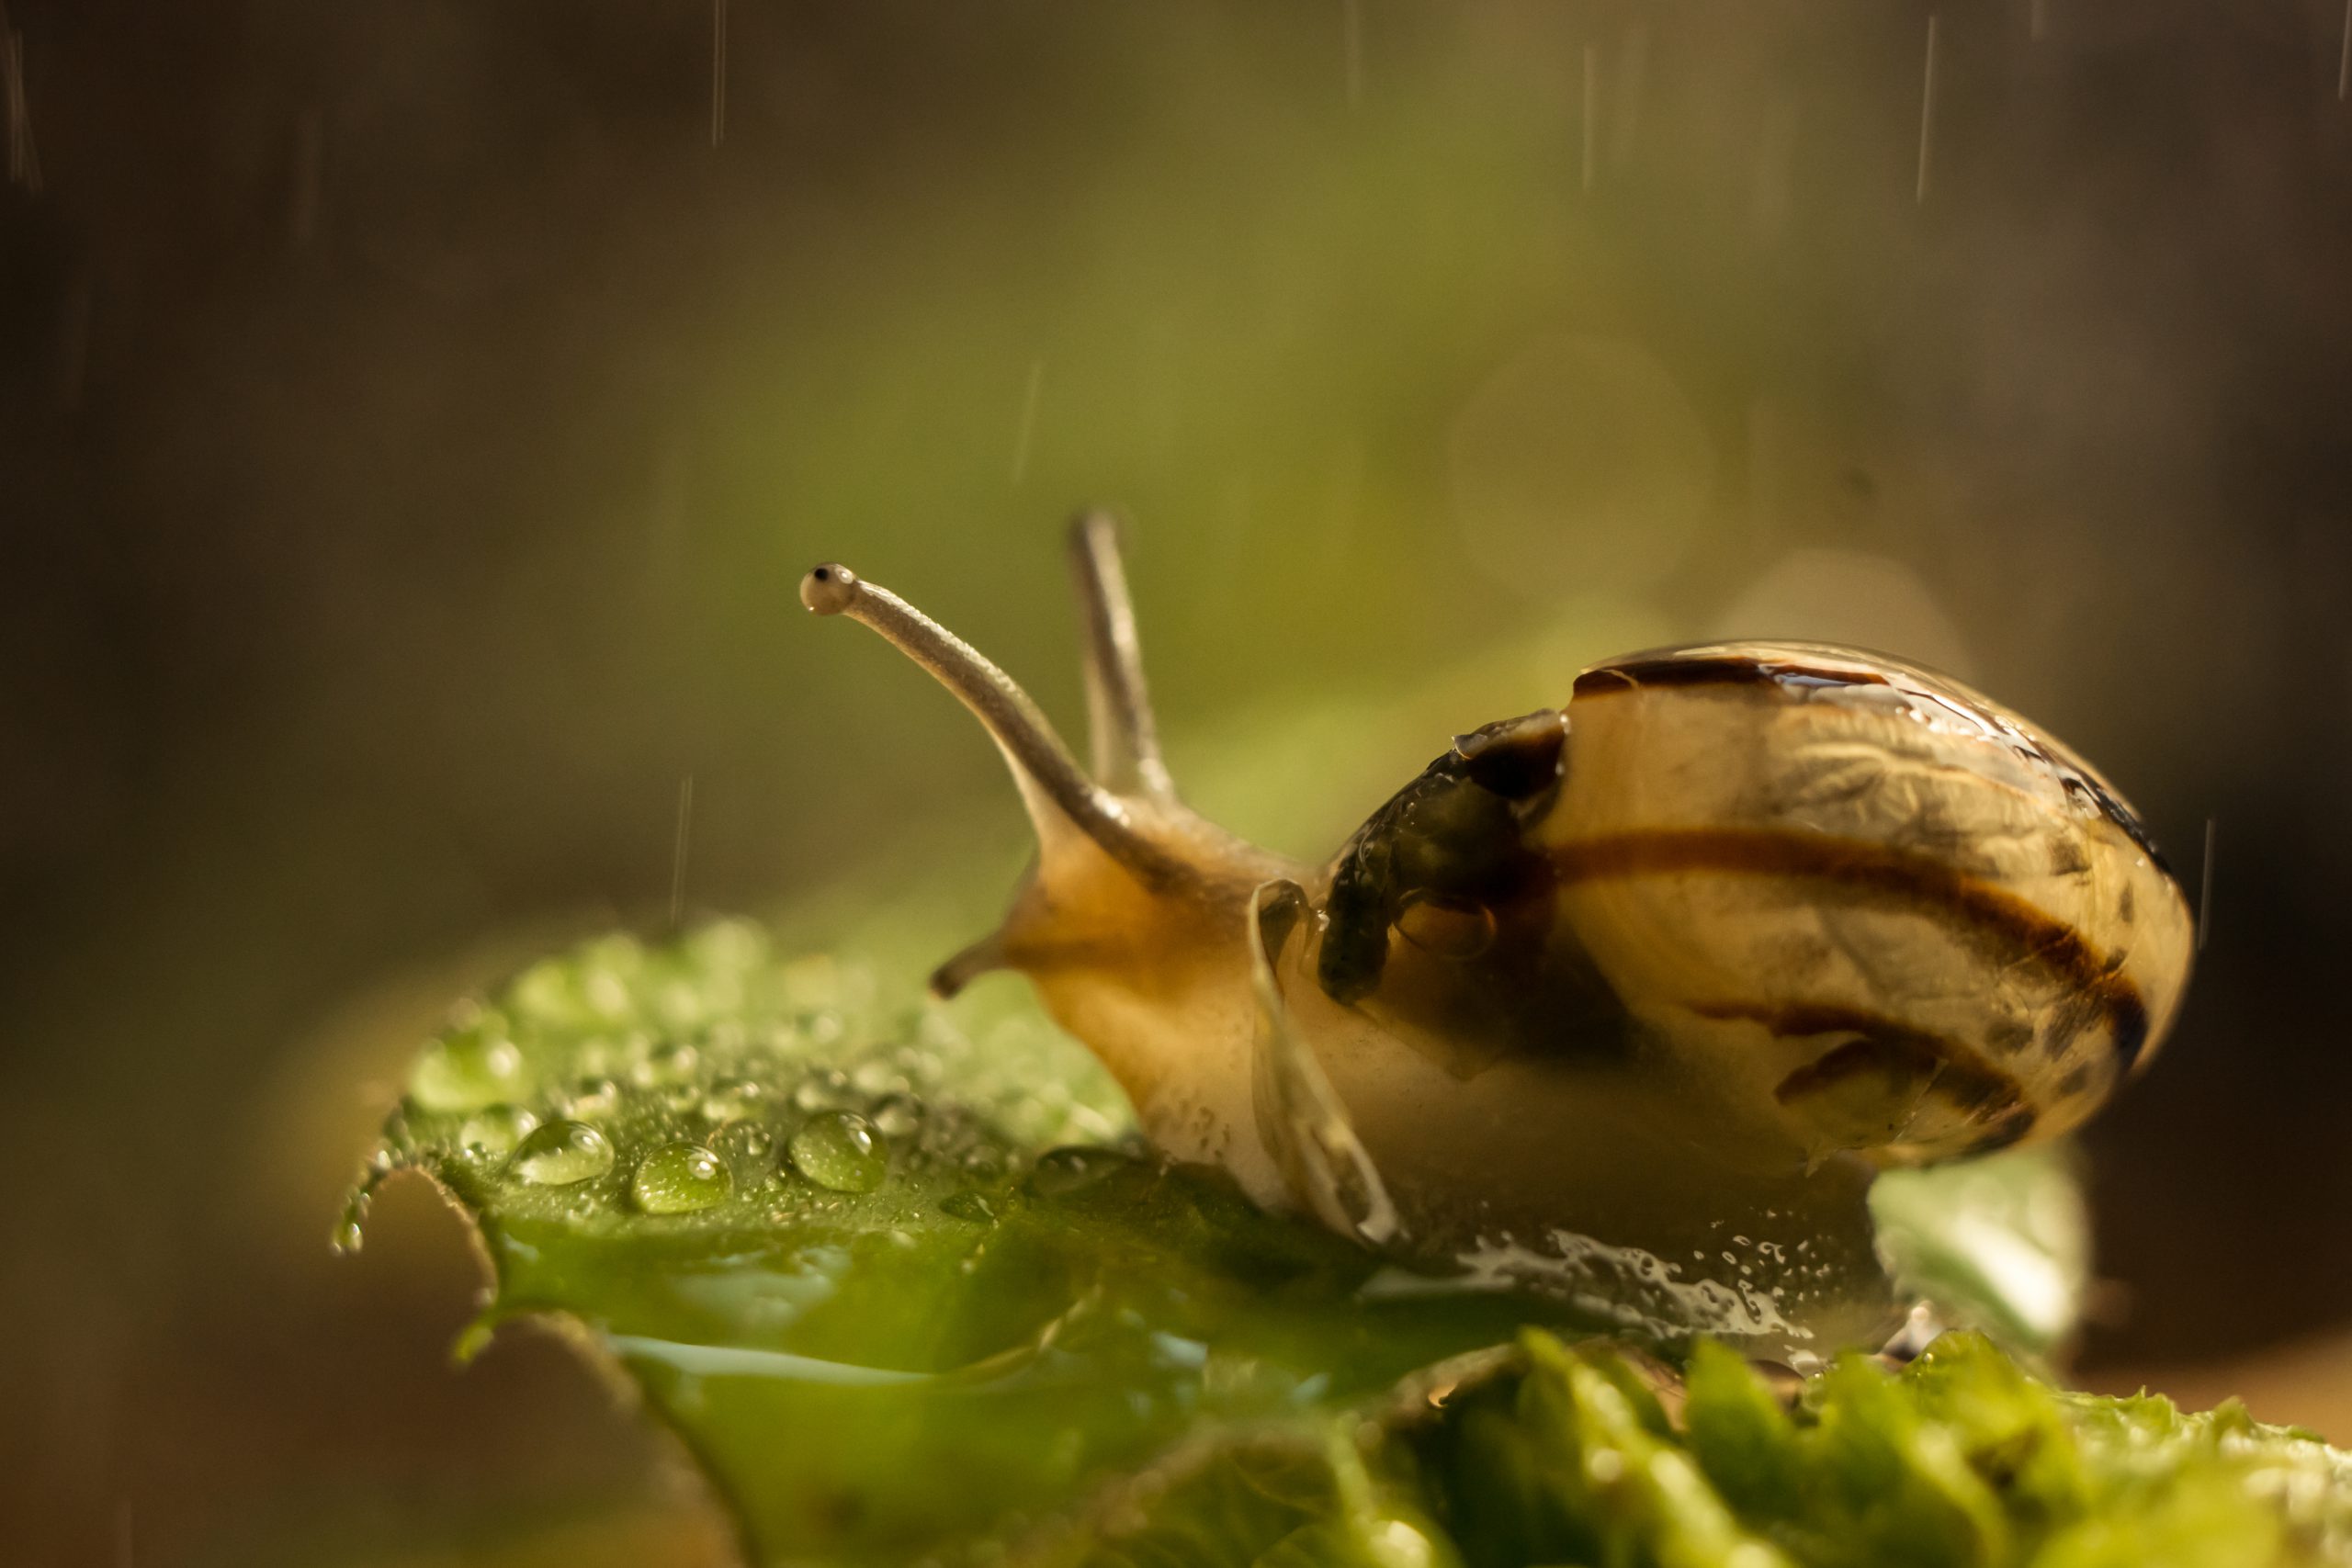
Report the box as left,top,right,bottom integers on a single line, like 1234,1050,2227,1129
344,921,1594,1564
1786,1336,2351,1567
1871,1145,2092,1358
1684,1338,1805,1519
345,922,2352,1566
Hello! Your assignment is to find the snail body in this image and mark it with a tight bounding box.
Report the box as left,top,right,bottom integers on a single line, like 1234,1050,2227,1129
801,520,2191,1347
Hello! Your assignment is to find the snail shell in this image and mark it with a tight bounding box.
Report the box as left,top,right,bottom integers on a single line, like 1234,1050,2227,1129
1543,642,2188,1164
1300,642,2189,1162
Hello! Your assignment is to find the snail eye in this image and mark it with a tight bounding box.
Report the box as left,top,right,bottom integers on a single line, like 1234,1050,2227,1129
1394,896,1498,961
799,562,862,615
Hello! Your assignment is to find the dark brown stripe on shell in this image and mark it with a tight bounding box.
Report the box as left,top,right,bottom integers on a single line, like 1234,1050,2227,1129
1573,655,1891,699
1689,1000,2029,1129
1961,1106,2040,1156
1574,651,2179,879
1547,828,2152,1071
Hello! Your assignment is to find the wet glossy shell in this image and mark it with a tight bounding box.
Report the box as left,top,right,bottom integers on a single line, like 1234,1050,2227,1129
1543,641,2192,1164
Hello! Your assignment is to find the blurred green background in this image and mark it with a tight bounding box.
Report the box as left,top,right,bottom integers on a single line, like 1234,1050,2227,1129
5,3,2352,1563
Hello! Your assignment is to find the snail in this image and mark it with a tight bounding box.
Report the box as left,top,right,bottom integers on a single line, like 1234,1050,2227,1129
800,515,2192,1347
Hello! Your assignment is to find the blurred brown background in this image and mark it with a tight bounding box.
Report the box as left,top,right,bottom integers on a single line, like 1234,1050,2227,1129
5,2,2352,1563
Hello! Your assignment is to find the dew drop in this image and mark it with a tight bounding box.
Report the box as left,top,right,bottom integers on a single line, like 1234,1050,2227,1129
637,1041,699,1087
653,979,707,1029
792,1070,850,1113
788,1111,886,1193
582,968,632,1020
701,1077,764,1123
409,1026,528,1112
572,1034,624,1078
509,959,576,1021
331,1189,371,1254
445,999,505,1033
939,1190,996,1224
565,1077,623,1120
778,953,844,1008
1027,1145,1132,1198
632,1141,732,1214
870,1093,923,1138
686,919,765,972
510,1120,615,1186
715,1121,773,1163
583,932,647,973
459,1104,539,1159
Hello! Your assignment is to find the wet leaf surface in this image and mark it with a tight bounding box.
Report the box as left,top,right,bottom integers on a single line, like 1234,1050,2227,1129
345,923,2346,1565
346,923,1594,1562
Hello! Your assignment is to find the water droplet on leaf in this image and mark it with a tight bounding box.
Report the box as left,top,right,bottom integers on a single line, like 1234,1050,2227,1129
1027,1145,1132,1198
637,1041,699,1086
939,1190,996,1224
409,1026,528,1112
509,958,575,1022
565,1077,623,1120
701,1077,763,1123
789,1111,886,1193
653,979,706,1029
459,1104,539,1158
870,1093,923,1138
632,1141,732,1214
331,1189,371,1254
686,919,765,971
715,1121,772,1163
582,969,633,1021
792,1070,849,1113
778,953,844,1009
511,1120,615,1186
